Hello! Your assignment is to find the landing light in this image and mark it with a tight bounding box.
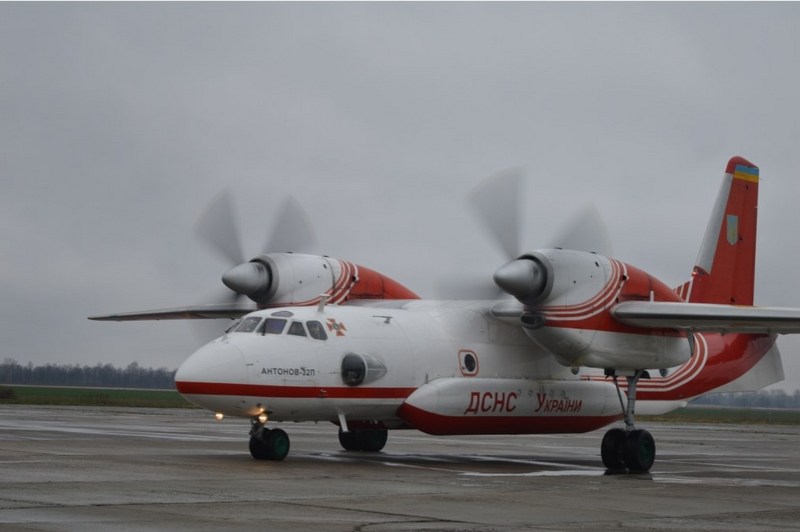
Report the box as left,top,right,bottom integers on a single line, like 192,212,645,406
214,412,224,422
258,412,268,424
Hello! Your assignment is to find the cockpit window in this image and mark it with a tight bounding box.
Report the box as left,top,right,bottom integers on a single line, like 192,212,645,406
306,320,328,340
271,310,294,318
235,317,262,333
258,318,287,335
287,321,307,337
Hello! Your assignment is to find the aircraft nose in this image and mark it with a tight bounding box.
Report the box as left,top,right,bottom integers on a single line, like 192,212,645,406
174,340,248,395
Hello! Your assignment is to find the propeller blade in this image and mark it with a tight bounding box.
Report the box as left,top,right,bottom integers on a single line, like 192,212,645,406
263,196,318,253
546,203,613,256
467,168,524,260
434,273,506,300
188,288,246,345
195,189,245,265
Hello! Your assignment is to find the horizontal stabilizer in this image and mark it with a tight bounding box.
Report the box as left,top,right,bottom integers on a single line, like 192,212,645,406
612,301,800,334
88,303,260,321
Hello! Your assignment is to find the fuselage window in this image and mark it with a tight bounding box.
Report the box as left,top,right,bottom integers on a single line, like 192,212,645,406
235,317,262,333
306,320,328,340
259,318,287,335
288,321,307,337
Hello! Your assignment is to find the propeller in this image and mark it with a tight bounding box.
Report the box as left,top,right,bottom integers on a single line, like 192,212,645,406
467,167,524,261
194,189,319,305
195,190,245,265
546,203,612,257
441,167,613,301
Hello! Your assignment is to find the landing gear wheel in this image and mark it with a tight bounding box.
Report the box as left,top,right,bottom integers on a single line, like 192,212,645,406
338,428,388,452
601,428,627,472
249,428,290,461
338,428,360,451
264,428,290,461
623,429,655,473
249,432,270,460
360,429,388,452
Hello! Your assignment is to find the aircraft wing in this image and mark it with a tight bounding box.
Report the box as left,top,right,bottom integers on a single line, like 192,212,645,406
612,301,800,334
88,303,259,321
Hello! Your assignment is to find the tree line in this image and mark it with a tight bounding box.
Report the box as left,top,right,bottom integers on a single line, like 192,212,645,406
1,359,176,390
693,389,800,410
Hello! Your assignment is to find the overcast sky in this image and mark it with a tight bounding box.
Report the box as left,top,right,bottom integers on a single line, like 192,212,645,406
2,3,799,391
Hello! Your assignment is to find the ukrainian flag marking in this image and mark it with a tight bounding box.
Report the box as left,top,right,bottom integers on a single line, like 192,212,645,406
733,164,759,183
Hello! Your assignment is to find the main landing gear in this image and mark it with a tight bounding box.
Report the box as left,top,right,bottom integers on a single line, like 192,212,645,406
338,428,388,452
601,369,656,474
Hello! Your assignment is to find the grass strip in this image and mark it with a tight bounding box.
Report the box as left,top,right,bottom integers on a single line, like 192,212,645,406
645,406,800,425
0,385,196,408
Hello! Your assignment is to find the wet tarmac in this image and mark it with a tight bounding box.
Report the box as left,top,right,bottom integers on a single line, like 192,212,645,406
1,405,799,531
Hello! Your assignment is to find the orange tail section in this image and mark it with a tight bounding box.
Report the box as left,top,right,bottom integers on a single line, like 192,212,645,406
676,156,759,305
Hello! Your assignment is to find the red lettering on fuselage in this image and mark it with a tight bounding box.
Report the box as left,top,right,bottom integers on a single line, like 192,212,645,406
464,391,518,415
534,392,583,414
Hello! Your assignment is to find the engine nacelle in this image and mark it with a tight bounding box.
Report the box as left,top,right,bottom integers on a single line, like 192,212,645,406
495,249,614,309
223,253,418,307
527,327,692,370
497,249,692,371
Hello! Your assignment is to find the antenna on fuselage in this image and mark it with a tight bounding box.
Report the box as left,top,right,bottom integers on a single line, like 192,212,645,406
317,293,330,313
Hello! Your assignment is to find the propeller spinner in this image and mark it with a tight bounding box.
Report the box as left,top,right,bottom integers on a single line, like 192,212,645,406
493,255,551,305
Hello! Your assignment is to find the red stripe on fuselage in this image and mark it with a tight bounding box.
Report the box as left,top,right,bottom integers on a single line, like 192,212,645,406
175,381,416,400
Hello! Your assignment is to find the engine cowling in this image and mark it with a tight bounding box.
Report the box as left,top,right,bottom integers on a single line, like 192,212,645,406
223,252,419,307
495,249,692,371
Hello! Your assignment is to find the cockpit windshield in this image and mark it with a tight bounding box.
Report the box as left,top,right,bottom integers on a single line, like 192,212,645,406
230,316,327,340
235,317,262,333
288,321,306,337
258,318,287,335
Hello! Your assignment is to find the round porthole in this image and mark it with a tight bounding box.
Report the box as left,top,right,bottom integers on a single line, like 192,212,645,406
463,353,476,372
459,350,479,376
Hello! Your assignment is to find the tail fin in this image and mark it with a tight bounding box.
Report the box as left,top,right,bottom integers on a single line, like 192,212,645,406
677,156,759,305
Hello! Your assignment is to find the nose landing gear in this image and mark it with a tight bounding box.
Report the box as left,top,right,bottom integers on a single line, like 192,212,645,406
601,370,656,473
249,418,290,461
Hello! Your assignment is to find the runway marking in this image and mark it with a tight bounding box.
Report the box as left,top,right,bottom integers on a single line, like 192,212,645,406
463,470,605,478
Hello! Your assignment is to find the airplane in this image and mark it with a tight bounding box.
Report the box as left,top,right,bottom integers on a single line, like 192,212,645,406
90,156,800,473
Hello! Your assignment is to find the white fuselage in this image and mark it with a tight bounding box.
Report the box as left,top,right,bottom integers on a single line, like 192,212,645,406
175,300,609,427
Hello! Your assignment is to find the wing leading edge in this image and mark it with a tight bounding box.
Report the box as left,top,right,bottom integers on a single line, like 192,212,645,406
88,303,260,321
612,301,800,334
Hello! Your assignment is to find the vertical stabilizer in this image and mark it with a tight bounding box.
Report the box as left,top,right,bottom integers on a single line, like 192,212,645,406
681,156,759,305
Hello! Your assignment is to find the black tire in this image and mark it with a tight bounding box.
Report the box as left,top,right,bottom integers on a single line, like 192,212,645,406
265,428,290,461
623,429,656,473
249,433,270,460
601,428,627,472
339,428,388,452
360,429,388,452
338,428,361,451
